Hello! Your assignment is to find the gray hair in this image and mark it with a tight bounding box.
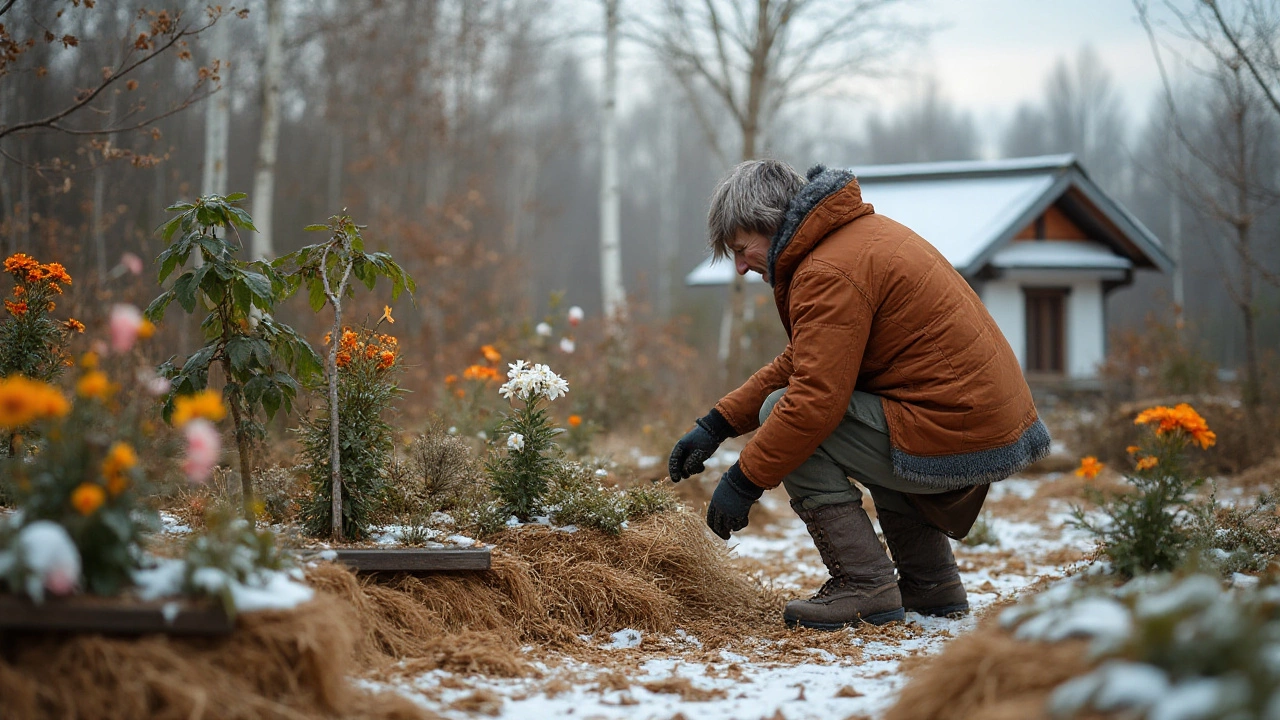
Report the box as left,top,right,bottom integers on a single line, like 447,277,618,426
707,159,807,260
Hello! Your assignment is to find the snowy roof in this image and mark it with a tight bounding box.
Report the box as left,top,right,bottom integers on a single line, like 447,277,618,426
685,155,1172,286
685,259,765,286
989,241,1134,270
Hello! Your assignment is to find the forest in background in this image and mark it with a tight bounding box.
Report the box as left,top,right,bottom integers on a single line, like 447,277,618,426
3,0,1280,427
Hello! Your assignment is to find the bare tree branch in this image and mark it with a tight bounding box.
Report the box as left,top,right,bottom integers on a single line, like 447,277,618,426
1204,0,1280,118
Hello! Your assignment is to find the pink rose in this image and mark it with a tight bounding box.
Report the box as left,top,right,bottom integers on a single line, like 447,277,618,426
120,252,144,276
183,419,221,483
109,304,143,353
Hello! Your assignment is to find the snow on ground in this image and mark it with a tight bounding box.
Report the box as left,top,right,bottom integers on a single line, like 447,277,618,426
372,471,1092,719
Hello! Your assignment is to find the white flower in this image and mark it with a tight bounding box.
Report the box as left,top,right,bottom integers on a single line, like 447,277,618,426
536,322,553,337
477,430,488,441
507,433,525,452
559,337,575,354
568,306,584,327
498,359,570,402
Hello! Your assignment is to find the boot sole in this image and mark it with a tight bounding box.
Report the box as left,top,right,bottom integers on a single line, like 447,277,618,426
906,603,969,618
783,607,905,631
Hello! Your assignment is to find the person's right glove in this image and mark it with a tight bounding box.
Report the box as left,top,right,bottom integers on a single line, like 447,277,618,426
705,462,763,540
667,408,736,482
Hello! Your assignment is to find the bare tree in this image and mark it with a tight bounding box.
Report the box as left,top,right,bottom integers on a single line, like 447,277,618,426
0,3,227,166
599,0,626,326
1136,0,1280,417
251,0,284,261
864,78,977,164
636,0,922,385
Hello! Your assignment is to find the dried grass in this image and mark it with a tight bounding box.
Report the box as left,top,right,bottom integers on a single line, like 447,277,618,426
306,509,780,680
0,596,436,720
882,621,1094,720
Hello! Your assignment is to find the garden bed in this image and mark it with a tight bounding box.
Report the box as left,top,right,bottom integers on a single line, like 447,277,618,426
331,546,491,572
0,593,233,637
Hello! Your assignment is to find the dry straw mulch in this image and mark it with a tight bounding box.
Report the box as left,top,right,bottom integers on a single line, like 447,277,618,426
882,619,1097,720
309,509,781,678
0,595,437,720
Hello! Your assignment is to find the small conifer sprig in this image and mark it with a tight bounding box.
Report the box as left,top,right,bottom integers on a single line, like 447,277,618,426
487,361,569,521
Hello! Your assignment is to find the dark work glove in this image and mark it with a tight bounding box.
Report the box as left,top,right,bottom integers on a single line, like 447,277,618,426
706,462,764,540
668,408,736,482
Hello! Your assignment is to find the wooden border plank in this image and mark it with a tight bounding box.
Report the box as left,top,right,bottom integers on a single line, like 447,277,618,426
333,547,491,572
0,595,233,636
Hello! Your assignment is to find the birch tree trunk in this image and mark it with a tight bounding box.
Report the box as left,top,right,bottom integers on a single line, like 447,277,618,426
598,0,625,327
251,0,284,261
202,19,231,200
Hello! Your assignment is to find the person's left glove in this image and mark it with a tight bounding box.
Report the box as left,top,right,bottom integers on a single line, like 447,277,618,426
706,462,764,540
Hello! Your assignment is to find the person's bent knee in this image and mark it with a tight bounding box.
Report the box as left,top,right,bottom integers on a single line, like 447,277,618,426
760,388,787,426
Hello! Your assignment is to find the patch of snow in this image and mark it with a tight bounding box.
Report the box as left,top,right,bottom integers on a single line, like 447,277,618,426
608,629,642,649
229,570,314,613
159,512,191,535
446,534,476,546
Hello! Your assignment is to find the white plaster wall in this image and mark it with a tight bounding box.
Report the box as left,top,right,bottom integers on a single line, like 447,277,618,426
1067,279,1104,379
979,279,1026,370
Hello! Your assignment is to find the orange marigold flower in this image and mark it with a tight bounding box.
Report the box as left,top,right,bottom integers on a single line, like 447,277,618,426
377,350,395,370
481,344,501,363
76,370,116,400
1126,445,1140,455
4,300,27,317
71,482,106,516
48,282,62,295
101,441,138,496
364,344,379,360
1075,456,1104,480
323,332,332,345
568,415,582,428
64,318,85,333
339,329,359,350
11,286,22,297
454,388,466,399
171,389,226,427
42,262,71,284
336,351,352,368
0,376,70,428
46,301,55,312
381,305,395,324
444,374,458,386
379,334,398,348
1136,456,1159,471
3,253,38,276
462,364,498,382
137,319,156,339
1134,403,1216,450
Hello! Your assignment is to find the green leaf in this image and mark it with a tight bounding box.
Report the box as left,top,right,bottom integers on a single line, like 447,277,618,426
225,192,248,202
143,291,175,323
242,271,273,306
231,279,252,317
307,278,327,313
160,214,185,242
226,336,254,373
249,338,272,368
182,345,217,375
173,271,200,313
243,375,271,405
229,206,258,232
262,383,282,420
165,202,195,212
303,224,329,232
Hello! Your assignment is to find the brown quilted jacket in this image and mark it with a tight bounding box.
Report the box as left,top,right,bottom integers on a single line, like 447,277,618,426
716,166,1049,492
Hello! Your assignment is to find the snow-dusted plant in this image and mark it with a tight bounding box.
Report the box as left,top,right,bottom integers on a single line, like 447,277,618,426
182,505,291,617
486,360,569,521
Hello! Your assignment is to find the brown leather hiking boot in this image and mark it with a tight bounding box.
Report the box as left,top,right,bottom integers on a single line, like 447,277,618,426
878,507,969,617
784,502,904,630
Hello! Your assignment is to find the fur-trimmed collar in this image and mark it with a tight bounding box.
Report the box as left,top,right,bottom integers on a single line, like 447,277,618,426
766,165,859,284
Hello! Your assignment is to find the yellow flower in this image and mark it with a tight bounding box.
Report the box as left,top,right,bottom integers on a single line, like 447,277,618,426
80,351,99,369
71,483,106,516
1075,456,1104,480
76,370,116,400
102,442,138,496
171,389,227,427
481,344,501,363
0,376,69,429
381,305,395,324
137,319,156,339
1136,456,1158,471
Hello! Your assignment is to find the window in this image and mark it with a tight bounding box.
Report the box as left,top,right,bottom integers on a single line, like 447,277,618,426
1025,288,1067,374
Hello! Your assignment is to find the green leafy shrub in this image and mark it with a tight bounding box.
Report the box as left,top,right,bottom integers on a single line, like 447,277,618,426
1070,403,1216,577
623,484,679,520
486,360,570,521
146,193,322,519
298,325,402,541
1190,490,1280,575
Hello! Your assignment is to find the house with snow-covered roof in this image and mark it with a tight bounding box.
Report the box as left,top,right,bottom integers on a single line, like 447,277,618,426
685,154,1173,385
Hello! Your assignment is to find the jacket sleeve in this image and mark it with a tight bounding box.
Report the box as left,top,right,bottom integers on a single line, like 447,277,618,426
737,266,873,489
714,345,794,435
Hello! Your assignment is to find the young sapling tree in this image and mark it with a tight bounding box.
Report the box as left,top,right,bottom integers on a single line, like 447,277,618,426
275,213,414,540
145,194,322,521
